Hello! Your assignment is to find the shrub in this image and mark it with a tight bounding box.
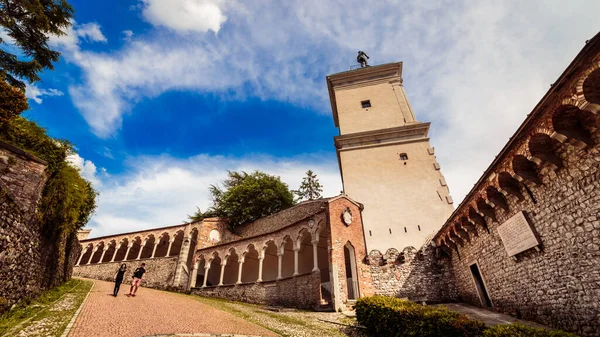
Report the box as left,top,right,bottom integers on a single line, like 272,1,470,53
356,296,486,337
483,323,579,337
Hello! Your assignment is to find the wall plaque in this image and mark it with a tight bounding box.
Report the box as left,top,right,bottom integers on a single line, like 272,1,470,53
497,211,540,257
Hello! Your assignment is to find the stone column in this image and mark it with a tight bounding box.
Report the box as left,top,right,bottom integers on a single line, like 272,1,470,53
151,242,159,258
76,247,86,266
166,239,174,257
98,247,109,264
189,262,199,289
136,240,147,260
312,240,320,272
293,247,300,276
236,260,244,284
124,244,133,261
219,262,226,286
257,256,264,283
86,247,98,265
110,244,120,262
202,265,210,288
276,252,283,280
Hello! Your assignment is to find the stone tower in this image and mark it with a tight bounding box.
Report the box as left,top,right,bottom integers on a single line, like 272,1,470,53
326,62,454,252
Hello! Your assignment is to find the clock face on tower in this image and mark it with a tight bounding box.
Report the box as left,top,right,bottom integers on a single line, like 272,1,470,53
342,208,353,226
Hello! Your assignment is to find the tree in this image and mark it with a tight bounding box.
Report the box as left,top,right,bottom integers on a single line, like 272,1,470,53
293,170,323,201
190,171,295,229
0,0,74,121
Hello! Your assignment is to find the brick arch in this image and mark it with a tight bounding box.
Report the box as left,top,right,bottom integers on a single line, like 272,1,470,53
528,133,563,168
512,155,542,185
552,104,595,145
486,186,509,211
475,196,496,222
575,61,600,112
497,171,524,200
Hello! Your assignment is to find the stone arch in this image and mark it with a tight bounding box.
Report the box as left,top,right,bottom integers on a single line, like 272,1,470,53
78,243,94,265
101,240,117,263
344,241,359,300
222,248,239,285
113,239,129,261
279,236,294,278
486,186,509,211
262,240,278,282
127,237,142,260
169,230,185,257
512,155,542,185
468,207,489,232
89,242,105,264
528,133,563,168
154,232,170,258
241,244,259,283
205,252,221,287
296,229,314,275
497,172,524,200
552,105,595,146
140,234,156,259
192,255,206,288
582,66,600,106
315,220,329,276
475,198,496,222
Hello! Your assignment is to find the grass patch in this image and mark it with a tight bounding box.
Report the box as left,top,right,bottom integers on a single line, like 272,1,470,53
0,278,93,337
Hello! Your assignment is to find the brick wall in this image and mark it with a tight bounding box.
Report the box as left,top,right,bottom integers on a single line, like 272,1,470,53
367,245,458,303
73,256,180,290
190,271,321,309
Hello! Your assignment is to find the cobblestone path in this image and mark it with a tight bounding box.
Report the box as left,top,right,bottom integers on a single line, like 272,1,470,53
68,279,277,337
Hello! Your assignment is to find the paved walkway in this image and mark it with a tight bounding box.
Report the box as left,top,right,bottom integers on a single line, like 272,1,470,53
68,279,277,337
438,303,549,328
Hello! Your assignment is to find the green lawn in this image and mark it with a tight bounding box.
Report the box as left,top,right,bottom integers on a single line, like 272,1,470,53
0,278,93,337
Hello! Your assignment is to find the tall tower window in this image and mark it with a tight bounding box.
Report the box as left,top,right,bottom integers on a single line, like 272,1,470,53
399,153,408,161
361,100,371,108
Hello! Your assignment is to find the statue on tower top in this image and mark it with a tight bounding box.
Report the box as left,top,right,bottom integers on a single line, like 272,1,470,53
357,51,370,68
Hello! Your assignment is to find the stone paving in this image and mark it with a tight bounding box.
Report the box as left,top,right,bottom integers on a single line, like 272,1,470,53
68,279,277,337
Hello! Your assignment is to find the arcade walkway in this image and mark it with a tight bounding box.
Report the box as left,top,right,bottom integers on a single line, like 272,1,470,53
68,278,276,337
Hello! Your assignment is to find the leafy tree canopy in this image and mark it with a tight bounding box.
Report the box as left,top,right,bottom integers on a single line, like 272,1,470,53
0,116,97,238
189,171,295,229
0,0,74,121
293,170,323,201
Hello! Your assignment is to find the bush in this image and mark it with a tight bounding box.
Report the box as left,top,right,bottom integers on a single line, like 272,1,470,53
483,324,579,337
356,296,486,337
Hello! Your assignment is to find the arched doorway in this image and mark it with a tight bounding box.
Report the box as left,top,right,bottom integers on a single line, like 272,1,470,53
344,242,359,300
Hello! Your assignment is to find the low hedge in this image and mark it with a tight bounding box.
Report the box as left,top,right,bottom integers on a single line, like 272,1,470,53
356,296,579,337
356,296,486,337
483,323,578,337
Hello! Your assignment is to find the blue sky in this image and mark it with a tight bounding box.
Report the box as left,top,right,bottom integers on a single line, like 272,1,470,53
9,0,599,238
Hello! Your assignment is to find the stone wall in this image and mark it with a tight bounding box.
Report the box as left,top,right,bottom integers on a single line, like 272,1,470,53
446,142,600,337
0,142,80,312
73,256,179,290
367,245,458,303
190,271,321,310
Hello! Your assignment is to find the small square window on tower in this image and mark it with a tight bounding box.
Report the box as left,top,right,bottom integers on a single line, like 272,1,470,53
361,100,371,108
399,153,408,161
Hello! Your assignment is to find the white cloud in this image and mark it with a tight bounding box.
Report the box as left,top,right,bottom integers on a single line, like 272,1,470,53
66,153,103,187
122,30,134,41
50,21,107,51
25,83,64,104
56,1,600,207
140,0,227,33
85,153,341,238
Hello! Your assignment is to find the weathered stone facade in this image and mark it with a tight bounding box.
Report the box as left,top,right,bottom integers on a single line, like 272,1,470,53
0,141,80,312
367,245,458,303
433,33,600,336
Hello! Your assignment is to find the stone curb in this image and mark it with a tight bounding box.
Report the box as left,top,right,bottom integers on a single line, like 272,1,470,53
60,280,95,337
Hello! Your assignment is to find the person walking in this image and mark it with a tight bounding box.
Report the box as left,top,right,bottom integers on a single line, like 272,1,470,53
113,263,127,297
128,262,146,297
